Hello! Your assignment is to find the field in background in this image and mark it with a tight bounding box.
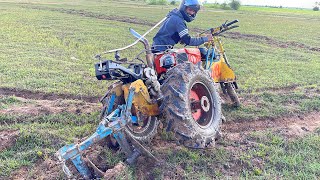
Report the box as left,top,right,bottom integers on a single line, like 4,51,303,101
0,0,319,179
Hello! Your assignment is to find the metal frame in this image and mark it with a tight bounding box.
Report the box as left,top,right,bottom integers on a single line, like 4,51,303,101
56,87,138,179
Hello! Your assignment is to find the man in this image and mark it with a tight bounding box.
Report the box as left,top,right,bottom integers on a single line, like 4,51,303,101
152,0,212,52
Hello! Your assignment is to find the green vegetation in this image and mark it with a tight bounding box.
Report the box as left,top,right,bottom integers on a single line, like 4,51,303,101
147,0,167,5
0,96,22,109
0,0,319,179
0,112,100,177
204,0,241,10
314,2,320,11
239,132,320,179
229,0,241,10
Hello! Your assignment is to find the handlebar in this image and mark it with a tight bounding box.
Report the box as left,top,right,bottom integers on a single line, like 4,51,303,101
210,19,239,36
225,19,239,27
199,19,239,37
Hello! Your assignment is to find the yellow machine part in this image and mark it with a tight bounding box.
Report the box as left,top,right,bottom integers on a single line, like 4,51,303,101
211,57,236,83
122,79,160,116
108,82,124,97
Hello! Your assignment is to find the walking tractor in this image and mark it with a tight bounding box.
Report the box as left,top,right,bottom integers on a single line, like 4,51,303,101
56,18,240,179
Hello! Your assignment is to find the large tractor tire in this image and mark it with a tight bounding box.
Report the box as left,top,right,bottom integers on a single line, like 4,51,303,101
160,62,222,148
100,90,158,144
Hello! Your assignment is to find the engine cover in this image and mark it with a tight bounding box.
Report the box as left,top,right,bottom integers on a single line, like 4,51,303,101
154,48,201,75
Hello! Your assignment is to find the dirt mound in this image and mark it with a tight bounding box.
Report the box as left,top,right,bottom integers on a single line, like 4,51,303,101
0,87,99,103
223,112,320,140
0,130,19,151
0,96,101,116
103,162,126,180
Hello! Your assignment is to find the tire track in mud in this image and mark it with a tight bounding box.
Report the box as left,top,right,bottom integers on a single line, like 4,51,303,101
1,88,319,137
0,87,99,103
192,28,320,52
25,6,155,26
24,6,320,52
226,32,320,52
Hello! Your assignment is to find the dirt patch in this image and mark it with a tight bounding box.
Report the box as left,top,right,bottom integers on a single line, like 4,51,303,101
0,129,19,151
26,6,154,26
223,111,320,140
193,28,320,53
9,166,29,180
225,31,320,52
7,111,319,179
10,158,63,180
0,87,99,103
0,96,101,116
103,162,126,179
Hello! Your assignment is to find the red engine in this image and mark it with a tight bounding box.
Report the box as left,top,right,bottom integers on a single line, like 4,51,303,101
154,48,202,75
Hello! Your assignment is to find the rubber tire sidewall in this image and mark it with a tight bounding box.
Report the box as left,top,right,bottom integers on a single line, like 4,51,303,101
160,62,222,147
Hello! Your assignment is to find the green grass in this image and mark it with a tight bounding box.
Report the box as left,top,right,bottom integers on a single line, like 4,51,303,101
0,0,319,179
0,1,319,117
0,112,100,177
239,132,320,179
0,96,22,109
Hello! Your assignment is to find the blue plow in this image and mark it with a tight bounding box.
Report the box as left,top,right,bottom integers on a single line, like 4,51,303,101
55,87,156,179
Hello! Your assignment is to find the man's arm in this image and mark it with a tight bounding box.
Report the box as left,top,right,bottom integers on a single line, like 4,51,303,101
176,21,209,46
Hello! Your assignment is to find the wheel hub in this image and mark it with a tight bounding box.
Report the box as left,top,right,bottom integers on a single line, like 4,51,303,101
201,96,210,112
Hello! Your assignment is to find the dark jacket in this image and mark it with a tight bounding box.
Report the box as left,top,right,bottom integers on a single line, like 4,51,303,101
152,8,208,52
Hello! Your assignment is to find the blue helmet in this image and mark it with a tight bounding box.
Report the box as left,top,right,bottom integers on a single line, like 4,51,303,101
179,0,202,22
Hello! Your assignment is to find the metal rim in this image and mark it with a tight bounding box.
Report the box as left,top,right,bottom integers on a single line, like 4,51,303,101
189,81,214,128
126,115,152,134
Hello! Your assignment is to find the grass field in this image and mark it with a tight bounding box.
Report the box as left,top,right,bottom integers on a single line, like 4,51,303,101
0,0,319,179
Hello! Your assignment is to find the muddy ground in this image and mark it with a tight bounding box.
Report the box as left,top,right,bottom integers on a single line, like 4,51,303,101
1,90,319,179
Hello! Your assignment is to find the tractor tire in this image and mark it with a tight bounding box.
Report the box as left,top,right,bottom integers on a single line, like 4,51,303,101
100,91,158,144
160,62,222,148
225,83,240,107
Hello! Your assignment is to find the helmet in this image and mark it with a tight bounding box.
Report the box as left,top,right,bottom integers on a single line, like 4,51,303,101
179,0,202,22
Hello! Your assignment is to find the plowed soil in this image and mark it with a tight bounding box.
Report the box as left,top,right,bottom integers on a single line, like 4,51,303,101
0,96,101,116
223,112,320,140
1,91,319,179
0,87,99,103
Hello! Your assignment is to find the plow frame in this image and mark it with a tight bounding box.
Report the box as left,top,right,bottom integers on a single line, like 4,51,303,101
56,87,138,179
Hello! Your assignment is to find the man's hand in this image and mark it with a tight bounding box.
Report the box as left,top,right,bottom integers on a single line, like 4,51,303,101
206,34,213,42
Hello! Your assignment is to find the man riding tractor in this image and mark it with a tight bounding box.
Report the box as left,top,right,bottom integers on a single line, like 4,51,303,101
152,0,212,52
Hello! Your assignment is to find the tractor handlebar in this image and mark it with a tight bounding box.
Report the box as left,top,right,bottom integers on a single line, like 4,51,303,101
198,19,239,37
225,19,239,27
210,19,239,36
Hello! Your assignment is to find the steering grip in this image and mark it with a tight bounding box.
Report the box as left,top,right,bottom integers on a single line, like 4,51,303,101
225,19,239,27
